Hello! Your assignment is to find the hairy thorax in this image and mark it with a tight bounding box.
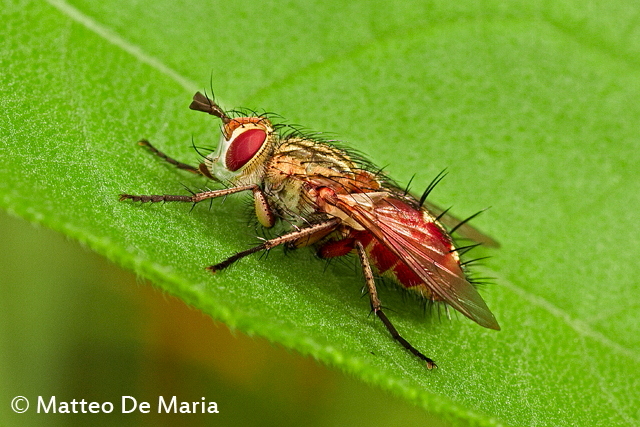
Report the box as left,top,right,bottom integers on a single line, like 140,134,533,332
263,138,373,225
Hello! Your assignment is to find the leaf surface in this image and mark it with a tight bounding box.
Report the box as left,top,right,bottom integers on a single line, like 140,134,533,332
1,1,639,425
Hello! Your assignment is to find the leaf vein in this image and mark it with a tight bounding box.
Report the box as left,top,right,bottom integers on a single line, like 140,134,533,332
46,0,198,93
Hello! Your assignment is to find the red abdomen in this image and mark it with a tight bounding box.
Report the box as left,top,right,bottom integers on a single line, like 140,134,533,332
318,198,465,301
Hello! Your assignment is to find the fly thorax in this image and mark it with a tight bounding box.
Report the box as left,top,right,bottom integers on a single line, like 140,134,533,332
263,178,311,222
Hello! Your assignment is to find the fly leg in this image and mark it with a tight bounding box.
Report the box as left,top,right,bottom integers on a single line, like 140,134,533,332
137,140,201,174
354,241,437,369
119,185,257,203
137,139,218,180
208,218,341,272
121,184,277,230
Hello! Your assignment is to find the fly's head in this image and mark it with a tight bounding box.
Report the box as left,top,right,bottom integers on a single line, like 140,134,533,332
189,92,276,184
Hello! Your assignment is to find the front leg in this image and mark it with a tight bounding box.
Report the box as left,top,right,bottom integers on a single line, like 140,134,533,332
119,185,257,203
138,139,198,173
120,185,276,230
136,139,220,181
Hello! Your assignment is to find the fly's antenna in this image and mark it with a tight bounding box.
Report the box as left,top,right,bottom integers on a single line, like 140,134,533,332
189,91,231,124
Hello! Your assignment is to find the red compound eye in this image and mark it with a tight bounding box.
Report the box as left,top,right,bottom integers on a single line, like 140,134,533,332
225,128,267,171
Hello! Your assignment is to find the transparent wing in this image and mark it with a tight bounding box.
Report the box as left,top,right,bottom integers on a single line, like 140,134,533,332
331,193,500,330
421,200,500,248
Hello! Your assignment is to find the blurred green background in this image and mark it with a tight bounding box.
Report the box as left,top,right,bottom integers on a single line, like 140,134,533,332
0,211,446,426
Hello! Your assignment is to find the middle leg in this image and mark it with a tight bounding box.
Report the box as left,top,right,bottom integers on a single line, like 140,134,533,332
354,240,437,369
207,218,341,272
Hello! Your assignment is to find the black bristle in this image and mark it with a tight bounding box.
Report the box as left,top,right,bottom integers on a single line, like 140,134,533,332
419,169,448,207
449,208,488,235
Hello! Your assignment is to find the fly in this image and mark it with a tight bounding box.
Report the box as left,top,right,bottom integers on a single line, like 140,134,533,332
120,91,501,369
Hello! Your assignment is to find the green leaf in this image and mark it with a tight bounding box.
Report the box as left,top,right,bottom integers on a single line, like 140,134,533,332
2,1,638,426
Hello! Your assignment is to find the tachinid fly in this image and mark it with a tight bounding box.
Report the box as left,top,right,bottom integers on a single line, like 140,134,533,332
120,91,500,369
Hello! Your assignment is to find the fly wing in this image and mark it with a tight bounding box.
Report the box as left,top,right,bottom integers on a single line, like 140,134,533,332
331,193,500,330
421,200,500,248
